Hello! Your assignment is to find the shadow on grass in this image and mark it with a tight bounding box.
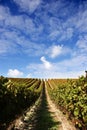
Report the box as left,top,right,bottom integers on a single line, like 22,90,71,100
34,85,61,130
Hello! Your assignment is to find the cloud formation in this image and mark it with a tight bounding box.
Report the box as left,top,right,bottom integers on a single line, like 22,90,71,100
76,35,87,52
7,69,23,77
40,56,52,69
0,1,87,57
47,45,63,58
0,0,87,78
27,53,87,78
13,0,41,13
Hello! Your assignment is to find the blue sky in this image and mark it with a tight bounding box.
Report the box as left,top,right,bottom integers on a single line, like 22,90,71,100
0,0,87,78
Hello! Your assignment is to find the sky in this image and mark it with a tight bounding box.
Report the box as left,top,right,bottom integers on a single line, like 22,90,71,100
0,0,87,78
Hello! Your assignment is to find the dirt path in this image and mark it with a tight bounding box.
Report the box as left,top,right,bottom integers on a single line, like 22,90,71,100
7,95,42,130
45,82,77,130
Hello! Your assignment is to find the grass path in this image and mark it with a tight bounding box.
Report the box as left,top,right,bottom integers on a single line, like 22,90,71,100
34,85,60,130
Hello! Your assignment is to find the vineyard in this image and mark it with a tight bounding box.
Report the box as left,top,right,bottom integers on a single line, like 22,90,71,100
0,76,43,129
0,75,87,130
46,77,87,129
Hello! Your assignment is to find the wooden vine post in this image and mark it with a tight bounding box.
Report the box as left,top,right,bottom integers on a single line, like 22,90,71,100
85,70,87,81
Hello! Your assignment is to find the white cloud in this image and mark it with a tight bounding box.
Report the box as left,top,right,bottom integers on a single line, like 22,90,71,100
0,0,87,80
27,52,87,79
0,5,45,56
27,61,85,79
40,56,52,69
59,28,73,41
26,73,32,78
0,39,17,54
46,44,71,58
7,69,23,77
64,7,87,34
0,5,10,21
76,10,87,33
0,41,9,54
0,28,71,57
76,35,87,51
44,0,71,19
0,4,43,41
50,45,63,58
48,15,74,41
49,17,74,41
49,30,60,40
13,0,41,13
47,1,87,42
57,55,87,71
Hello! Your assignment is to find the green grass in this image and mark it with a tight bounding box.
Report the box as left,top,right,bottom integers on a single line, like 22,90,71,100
34,86,61,130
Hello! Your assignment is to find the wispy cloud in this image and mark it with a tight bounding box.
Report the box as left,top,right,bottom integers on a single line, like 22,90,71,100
13,0,42,13
0,5,10,20
46,1,87,42
7,69,23,77
48,16,74,41
0,39,18,54
76,35,87,52
46,44,71,58
46,45,63,58
0,0,87,56
59,28,74,41
0,13,71,57
40,56,52,69
27,53,87,78
0,0,87,78
26,73,32,78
